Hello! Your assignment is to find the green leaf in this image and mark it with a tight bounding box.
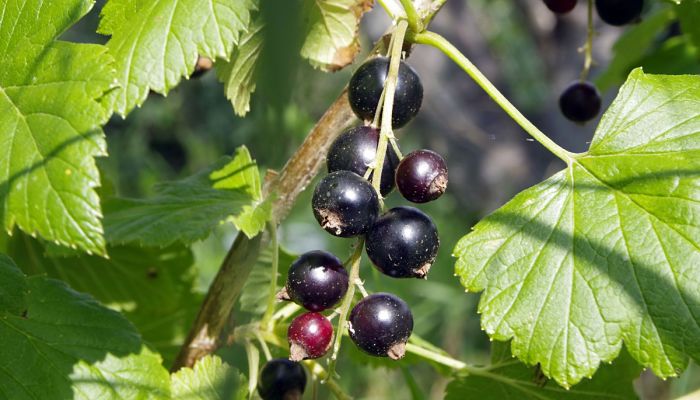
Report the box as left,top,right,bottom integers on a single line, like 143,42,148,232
0,254,27,314
103,146,265,246
454,70,700,387
0,0,115,255
216,15,265,117
98,0,257,116
445,349,641,400
0,255,170,399
300,0,373,71
171,355,248,400
8,233,200,365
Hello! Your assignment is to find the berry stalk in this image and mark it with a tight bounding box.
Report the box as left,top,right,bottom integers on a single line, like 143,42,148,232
372,19,409,198
261,222,280,330
580,0,595,81
326,238,364,379
411,30,575,164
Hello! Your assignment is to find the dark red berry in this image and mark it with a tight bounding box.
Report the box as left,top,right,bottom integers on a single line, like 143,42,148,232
349,293,413,359
258,359,306,400
348,57,423,128
288,312,334,361
396,150,448,203
312,170,380,237
543,0,577,13
279,250,348,312
595,0,643,26
327,126,399,196
365,207,439,279
559,81,601,123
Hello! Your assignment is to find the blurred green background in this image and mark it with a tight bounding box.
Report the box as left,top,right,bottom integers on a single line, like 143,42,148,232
61,0,700,398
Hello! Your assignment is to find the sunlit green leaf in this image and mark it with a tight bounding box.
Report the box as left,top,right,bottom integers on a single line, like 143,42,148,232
455,70,700,387
0,0,116,255
171,355,247,400
98,0,257,116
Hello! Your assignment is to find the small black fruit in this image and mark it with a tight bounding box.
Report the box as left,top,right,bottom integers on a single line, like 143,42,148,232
348,57,423,128
280,250,348,312
543,0,577,13
327,126,399,196
396,149,448,203
559,81,601,123
349,293,414,359
312,170,380,237
258,359,306,400
365,206,439,279
595,0,643,26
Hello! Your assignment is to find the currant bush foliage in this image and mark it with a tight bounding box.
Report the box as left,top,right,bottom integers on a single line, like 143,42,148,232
0,0,115,255
455,70,700,387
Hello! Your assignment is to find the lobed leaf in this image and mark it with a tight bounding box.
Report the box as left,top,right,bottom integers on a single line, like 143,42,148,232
171,355,248,400
0,254,170,399
300,0,373,71
98,0,257,116
8,233,200,365
454,70,700,386
103,146,267,246
0,0,116,255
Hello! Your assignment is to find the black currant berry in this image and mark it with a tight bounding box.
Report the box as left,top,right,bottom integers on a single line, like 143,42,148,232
288,312,334,361
327,126,400,196
365,206,439,279
595,0,643,26
543,0,577,13
349,293,413,359
258,359,306,400
278,250,348,312
396,150,448,203
312,170,380,237
559,81,601,123
348,57,423,128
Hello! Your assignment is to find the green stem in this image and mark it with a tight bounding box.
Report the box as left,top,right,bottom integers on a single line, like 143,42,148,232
372,20,408,197
411,31,574,164
326,239,364,378
376,0,401,20
261,222,279,330
404,343,467,371
399,0,422,32
307,362,353,400
580,0,595,81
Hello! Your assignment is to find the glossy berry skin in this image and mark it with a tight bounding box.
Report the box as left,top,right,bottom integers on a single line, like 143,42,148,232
348,57,423,128
543,0,577,13
287,312,334,361
312,170,380,237
349,293,413,359
559,81,602,123
365,206,439,279
258,359,306,400
284,250,348,312
595,0,643,26
327,126,400,196
396,150,448,203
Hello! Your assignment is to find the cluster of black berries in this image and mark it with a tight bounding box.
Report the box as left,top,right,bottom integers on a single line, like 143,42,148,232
544,0,644,124
258,55,449,400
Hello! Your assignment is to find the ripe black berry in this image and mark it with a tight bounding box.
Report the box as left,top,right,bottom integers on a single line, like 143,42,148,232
558,81,601,123
348,57,423,128
279,250,348,312
327,126,400,196
288,312,334,361
349,293,413,359
365,207,439,279
595,0,643,26
396,150,448,203
258,359,306,400
312,170,380,237
543,0,577,13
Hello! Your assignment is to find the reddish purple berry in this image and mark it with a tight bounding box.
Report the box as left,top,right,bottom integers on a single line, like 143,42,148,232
396,149,448,203
288,312,334,361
